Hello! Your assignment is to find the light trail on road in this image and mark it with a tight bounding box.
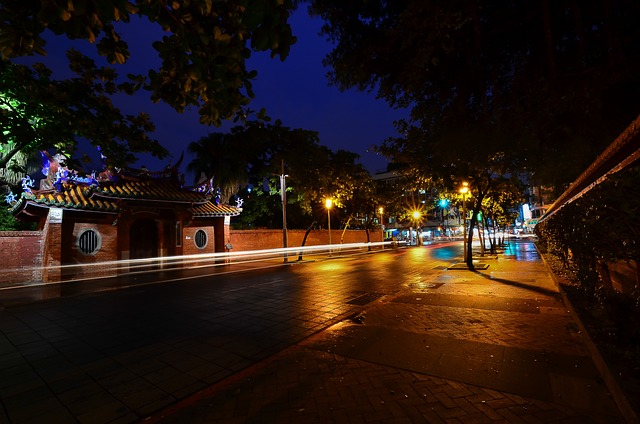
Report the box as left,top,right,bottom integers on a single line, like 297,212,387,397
0,241,406,291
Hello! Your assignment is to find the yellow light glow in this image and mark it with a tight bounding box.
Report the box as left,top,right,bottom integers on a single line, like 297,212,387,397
459,181,469,194
378,207,383,215
412,210,421,219
325,198,333,209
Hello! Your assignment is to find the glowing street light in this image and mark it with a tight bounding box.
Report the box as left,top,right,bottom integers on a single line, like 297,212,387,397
325,198,333,255
459,182,469,263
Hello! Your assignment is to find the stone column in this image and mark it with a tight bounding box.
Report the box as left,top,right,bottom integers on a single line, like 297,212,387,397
42,208,63,282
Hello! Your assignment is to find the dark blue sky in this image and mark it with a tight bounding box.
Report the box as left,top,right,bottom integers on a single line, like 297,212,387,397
241,9,409,174
20,8,409,176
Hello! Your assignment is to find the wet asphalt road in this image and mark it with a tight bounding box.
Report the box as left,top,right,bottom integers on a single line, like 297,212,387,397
0,244,459,423
1,241,624,423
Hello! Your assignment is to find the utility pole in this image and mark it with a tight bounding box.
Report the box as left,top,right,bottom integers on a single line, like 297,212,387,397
280,160,288,263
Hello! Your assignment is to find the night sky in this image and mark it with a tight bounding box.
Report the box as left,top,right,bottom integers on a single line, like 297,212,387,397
235,9,409,175
20,8,408,178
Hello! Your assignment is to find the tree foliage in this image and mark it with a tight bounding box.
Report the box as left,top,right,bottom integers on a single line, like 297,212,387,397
309,0,640,265
480,177,524,251
187,121,384,229
0,0,298,126
187,132,252,204
0,203,35,230
309,0,640,192
1,0,299,189
0,58,167,172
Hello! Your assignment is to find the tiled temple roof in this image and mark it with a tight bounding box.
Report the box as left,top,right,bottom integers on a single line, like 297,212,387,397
190,202,241,217
10,152,240,220
20,184,119,213
15,180,240,217
94,180,208,203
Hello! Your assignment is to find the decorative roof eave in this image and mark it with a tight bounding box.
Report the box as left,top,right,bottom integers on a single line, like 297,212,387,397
16,185,120,214
189,202,241,218
12,199,118,219
11,197,43,218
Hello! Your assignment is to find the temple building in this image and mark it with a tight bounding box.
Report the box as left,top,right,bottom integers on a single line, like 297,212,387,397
9,152,240,281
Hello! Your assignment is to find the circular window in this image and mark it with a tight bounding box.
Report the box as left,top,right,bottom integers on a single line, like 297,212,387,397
194,229,208,249
78,229,102,255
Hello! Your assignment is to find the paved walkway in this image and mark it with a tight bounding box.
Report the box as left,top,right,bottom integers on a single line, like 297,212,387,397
0,241,633,423
145,243,627,423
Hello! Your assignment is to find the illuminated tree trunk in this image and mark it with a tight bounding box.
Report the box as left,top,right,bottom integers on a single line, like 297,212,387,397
297,220,317,261
466,186,489,268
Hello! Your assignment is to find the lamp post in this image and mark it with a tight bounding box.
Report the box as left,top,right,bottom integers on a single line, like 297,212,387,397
280,171,288,263
459,182,469,263
275,160,289,263
325,198,332,256
378,207,384,248
412,210,422,245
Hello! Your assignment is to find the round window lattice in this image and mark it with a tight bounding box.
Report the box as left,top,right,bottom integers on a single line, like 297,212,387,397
194,229,208,249
78,229,102,255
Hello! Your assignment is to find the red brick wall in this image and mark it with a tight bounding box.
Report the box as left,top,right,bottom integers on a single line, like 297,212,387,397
229,229,381,252
62,223,119,280
0,231,44,284
2,226,381,284
182,224,217,266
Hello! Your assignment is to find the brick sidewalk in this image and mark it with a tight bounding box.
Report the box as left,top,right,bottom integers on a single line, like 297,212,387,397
148,345,602,424
146,244,626,423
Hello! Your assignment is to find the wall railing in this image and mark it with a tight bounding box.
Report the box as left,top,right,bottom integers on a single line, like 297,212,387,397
540,114,640,222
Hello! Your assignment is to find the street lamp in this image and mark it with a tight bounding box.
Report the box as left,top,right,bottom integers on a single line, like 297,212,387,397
459,182,469,263
325,198,333,256
412,210,422,245
279,164,288,263
273,161,289,263
378,207,384,248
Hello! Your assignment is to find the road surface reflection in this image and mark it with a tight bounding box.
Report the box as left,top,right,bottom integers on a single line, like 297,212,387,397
0,241,538,308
